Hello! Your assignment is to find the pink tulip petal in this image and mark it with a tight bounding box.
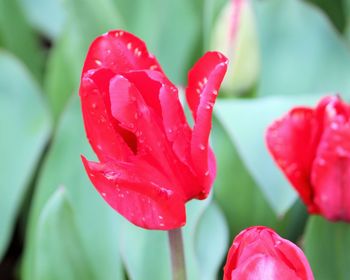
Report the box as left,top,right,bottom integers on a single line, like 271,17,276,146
186,52,228,180
82,156,186,229
224,226,314,280
79,70,133,161
82,30,163,76
266,108,321,213
312,117,350,221
108,74,184,190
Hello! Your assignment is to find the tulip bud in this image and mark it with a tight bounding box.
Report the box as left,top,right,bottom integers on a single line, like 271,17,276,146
210,0,260,96
223,226,314,280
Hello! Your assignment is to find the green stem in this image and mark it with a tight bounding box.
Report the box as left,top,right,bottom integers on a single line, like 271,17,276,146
168,228,187,280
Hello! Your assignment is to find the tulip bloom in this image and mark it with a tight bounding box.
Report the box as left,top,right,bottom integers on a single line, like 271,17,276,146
266,95,350,222
223,226,314,280
79,30,228,229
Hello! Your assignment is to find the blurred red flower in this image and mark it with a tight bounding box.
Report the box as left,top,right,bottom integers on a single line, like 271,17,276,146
79,30,228,229
223,226,314,280
266,95,350,222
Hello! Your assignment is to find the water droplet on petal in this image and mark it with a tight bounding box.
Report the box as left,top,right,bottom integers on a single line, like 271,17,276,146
331,122,339,130
318,158,326,166
199,144,205,151
336,146,348,157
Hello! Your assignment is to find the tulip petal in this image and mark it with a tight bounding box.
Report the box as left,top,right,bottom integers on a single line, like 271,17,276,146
224,227,314,280
186,52,228,182
108,74,184,189
82,30,163,76
126,70,194,171
79,70,133,161
82,156,186,230
266,108,320,213
114,71,204,200
311,118,350,221
231,254,300,280
186,51,228,119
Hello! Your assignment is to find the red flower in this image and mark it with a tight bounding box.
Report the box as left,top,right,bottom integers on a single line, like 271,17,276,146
79,30,228,230
223,226,314,280
266,95,350,222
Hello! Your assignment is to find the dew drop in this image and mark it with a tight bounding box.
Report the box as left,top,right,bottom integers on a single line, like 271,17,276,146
101,192,107,197
128,123,135,129
331,122,339,130
318,158,326,166
199,144,205,151
212,90,218,96
95,59,102,66
204,170,209,176
105,171,119,180
336,146,348,157
127,42,132,50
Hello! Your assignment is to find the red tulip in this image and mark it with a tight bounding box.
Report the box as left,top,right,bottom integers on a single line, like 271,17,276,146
266,95,350,222
79,30,228,229
223,226,314,280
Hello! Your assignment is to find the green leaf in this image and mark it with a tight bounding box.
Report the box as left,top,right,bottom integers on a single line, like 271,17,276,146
306,0,346,32
212,116,282,232
304,216,350,280
0,0,44,80
194,201,229,280
34,188,94,280
255,0,350,97
120,198,229,280
345,0,350,44
22,96,124,280
45,25,85,120
212,115,308,240
214,96,321,214
119,222,171,280
0,51,51,260
18,0,67,39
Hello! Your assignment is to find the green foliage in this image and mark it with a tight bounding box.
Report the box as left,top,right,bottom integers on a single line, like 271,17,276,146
33,188,94,280
0,0,45,80
21,97,124,280
0,52,51,261
304,216,350,279
255,0,350,97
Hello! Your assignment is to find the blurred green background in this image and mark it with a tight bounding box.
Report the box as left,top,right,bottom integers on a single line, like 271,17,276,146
1,0,350,279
